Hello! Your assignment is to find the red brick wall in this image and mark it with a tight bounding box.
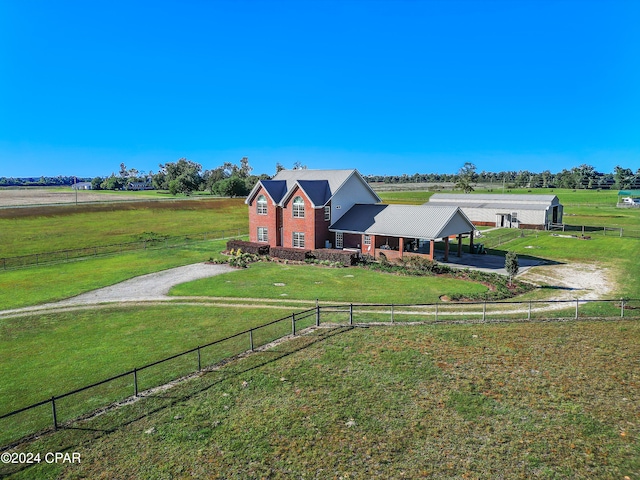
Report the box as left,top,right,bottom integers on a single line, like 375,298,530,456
282,186,316,249
248,185,279,247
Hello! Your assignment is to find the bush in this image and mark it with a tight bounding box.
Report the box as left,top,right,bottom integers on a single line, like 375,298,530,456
309,249,359,266
226,240,270,255
270,247,310,262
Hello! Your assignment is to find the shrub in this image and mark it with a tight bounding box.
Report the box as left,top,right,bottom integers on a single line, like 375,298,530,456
226,240,270,255
270,247,310,262
309,249,359,266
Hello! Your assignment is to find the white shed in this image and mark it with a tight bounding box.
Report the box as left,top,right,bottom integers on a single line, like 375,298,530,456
427,193,563,229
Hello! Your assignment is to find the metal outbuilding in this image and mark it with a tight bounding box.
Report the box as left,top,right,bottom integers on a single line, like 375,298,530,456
427,193,563,229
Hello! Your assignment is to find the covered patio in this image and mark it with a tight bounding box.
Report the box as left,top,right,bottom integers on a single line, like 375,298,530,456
329,204,476,262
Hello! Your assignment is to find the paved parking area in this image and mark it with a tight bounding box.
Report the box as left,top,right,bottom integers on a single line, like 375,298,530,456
435,252,544,276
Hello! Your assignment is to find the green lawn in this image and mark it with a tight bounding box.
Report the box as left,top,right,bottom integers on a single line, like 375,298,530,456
0,197,247,257
0,239,231,310
6,320,638,479
169,261,489,304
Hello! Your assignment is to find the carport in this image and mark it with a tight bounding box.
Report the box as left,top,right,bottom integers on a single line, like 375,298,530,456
329,204,476,261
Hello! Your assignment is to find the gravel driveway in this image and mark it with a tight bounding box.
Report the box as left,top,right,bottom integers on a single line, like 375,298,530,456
57,263,235,305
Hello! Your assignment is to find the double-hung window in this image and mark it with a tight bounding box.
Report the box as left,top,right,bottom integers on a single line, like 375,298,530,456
363,235,371,246
324,206,331,222
293,232,305,248
292,196,305,218
257,227,268,243
256,195,267,215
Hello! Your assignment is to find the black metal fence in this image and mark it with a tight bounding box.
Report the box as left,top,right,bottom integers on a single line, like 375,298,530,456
0,229,248,270
1,298,638,448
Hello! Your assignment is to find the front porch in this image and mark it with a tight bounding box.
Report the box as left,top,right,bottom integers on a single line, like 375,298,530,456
342,232,476,262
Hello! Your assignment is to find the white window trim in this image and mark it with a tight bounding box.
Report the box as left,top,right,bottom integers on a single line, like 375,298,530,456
363,234,371,245
324,205,331,221
257,227,268,243
256,195,267,215
335,232,343,249
293,231,305,248
292,196,305,218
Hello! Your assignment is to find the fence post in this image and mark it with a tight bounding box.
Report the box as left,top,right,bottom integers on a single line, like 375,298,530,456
528,301,531,320
621,298,625,318
391,304,394,323
197,346,202,371
575,299,579,319
435,303,438,322
51,396,58,430
620,228,623,238
292,313,296,336
349,304,353,325
250,330,254,351
133,368,138,397
316,300,320,327
483,301,486,321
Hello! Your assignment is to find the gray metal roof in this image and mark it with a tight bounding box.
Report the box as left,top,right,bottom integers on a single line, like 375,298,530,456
273,169,356,198
426,201,551,211
429,193,559,205
329,204,475,240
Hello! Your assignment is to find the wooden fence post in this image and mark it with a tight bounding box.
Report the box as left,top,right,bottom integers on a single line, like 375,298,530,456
197,346,202,371
391,304,394,323
316,300,320,327
621,299,625,318
292,313,296,336
349,304,353,325
133,368,139,397
575,299,579,319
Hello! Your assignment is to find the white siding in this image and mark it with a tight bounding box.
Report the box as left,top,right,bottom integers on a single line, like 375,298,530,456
331,173,380,223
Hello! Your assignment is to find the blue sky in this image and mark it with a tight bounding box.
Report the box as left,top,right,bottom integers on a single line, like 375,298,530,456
1,0,638,178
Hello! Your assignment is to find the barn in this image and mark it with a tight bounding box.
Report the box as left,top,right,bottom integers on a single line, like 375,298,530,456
427,193,563,229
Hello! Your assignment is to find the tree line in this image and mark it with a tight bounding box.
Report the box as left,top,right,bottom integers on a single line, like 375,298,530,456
365,164,640,190
2,161,639,192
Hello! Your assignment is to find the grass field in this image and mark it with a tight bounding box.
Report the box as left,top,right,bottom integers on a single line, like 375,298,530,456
1,189,639,477
0,239,231,310
169,262,489,303
4,320,638,479
0,197,246,257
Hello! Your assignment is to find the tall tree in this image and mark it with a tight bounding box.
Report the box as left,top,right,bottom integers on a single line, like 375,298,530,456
505,251,519,286
455,162,477,193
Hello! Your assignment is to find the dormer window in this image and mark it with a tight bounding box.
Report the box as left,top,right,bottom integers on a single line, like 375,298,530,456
292,196,305,218
256,195,267,215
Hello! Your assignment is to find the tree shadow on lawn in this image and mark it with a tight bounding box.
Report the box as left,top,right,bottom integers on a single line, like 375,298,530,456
2,326,354,478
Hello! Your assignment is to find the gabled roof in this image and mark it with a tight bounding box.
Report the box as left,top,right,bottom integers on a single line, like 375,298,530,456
259,180,287,204
246,169,381,207
429,193,559,207
329,204,475,240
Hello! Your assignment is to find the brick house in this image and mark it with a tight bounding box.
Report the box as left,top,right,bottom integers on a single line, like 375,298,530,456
246,168,477,261
246,169,381,249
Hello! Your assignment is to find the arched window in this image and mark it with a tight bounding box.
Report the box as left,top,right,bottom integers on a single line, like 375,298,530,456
292,196,305,218
256,195,267,215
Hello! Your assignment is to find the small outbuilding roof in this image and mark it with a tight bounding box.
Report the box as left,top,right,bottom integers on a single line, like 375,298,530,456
329,204,475,240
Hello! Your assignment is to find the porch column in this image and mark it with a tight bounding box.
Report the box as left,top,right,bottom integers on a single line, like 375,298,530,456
469,231,474,254
457,234,462,257
444,237,449,262
399,237,404,258
429,239,435,261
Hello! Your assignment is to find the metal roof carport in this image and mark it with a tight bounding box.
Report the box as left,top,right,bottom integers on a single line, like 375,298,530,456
329,204,476,261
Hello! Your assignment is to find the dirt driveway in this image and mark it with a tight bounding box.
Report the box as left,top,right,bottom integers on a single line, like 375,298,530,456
0,260,614,319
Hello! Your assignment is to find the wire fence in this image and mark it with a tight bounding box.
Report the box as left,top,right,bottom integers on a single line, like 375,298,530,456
548,223,640,238
1,298,638,449
0,229,248,271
